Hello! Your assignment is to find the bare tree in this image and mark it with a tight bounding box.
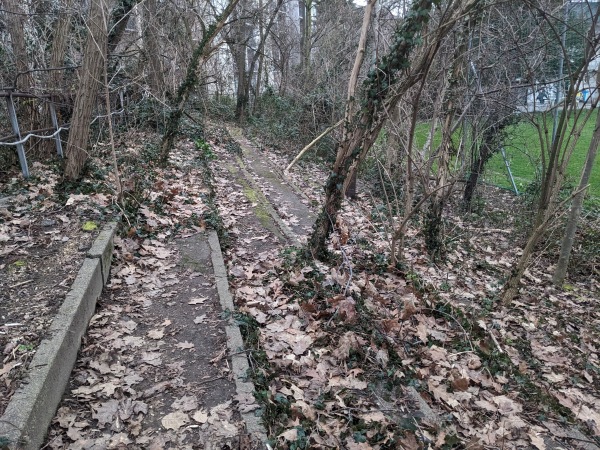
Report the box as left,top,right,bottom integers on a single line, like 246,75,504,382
308,0,482,259
159,0,241,164
553,67,600,286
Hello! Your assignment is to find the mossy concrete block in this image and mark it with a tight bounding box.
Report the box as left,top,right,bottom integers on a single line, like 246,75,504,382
87,221,118,283
0,258,104,449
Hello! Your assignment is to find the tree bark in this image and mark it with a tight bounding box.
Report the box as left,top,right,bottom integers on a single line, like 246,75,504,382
49,0,75,93
552,72,600,285
462,118,510,209
64,0,109,180
342,0,376,200
5,0,33,90
142,0,166,99
308,0,482,259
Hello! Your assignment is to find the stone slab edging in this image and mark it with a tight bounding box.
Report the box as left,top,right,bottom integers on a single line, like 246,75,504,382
0,222,118,450
208,231,269,446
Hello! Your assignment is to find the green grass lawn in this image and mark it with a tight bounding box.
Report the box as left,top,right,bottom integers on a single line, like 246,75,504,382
414,111,600,204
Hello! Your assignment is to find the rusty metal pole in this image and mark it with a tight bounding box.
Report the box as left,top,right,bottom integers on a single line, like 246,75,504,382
6,93,29,177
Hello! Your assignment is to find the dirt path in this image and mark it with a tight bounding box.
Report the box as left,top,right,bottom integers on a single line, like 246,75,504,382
45,141,264,449
225,126,316,241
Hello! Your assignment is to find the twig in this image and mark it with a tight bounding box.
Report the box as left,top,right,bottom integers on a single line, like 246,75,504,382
285,119,343,172
197,375,226,386
9,279,33,288
488,330,504,354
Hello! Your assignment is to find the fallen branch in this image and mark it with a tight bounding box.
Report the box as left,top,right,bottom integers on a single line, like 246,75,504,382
285,119,343,173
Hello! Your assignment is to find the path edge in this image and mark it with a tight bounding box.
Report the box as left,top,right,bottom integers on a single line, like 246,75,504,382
0,222,118,450
207,230,269,446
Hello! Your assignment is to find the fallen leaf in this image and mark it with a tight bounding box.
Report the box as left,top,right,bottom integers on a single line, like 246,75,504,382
175,341,195,350
192,409,208,424
161,411,189,430
147,328,165,340
193,314,207,324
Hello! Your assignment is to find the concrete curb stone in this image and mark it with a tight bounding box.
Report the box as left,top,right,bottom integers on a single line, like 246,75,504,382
87,221,118,284
208,231,269,446
0,222,118,449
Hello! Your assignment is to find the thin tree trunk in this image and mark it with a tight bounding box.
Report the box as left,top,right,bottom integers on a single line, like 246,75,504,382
142,0,166,99
343,0,376,200
104,38,123,200
552,87,600,285
159,0,241,164
241,0,284,119
308,0,481,259
64,0,109,180
252,0,266,115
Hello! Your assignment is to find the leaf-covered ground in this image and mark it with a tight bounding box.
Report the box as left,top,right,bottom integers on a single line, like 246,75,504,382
44,136,263,449
0,162,114,415
1,123,599,449
208,126,600,449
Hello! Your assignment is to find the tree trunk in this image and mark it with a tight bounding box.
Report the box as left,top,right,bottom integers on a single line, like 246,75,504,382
5,0,33,90
64,0,109,180
108,0,141,56
340,0,376,201
49,0,75,93
463,118,510,209
159,0,241,164
5,0,41,155
142,0,166,100
424,29,467,258
552,77,600,285
240,0,284,119
308,0,481,259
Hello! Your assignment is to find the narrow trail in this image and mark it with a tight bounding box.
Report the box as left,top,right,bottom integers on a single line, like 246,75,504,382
41,127,600,449
45,140,265,449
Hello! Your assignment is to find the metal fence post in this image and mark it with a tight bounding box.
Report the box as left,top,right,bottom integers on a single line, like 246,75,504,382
48,101,64,157
6,93,29,177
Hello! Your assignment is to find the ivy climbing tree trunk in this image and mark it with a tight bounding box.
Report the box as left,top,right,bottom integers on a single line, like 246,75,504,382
159,0,241,164
64,0,109,180
307,0,481,259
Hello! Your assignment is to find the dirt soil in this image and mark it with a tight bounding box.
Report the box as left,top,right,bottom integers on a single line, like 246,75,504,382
0,165,114,416
45,138,264,449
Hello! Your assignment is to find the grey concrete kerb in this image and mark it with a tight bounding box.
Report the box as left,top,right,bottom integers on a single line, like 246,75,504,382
0,222,118,450
208,231,269,446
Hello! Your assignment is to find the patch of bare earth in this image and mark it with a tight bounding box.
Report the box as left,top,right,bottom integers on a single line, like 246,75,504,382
0,163,114,416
